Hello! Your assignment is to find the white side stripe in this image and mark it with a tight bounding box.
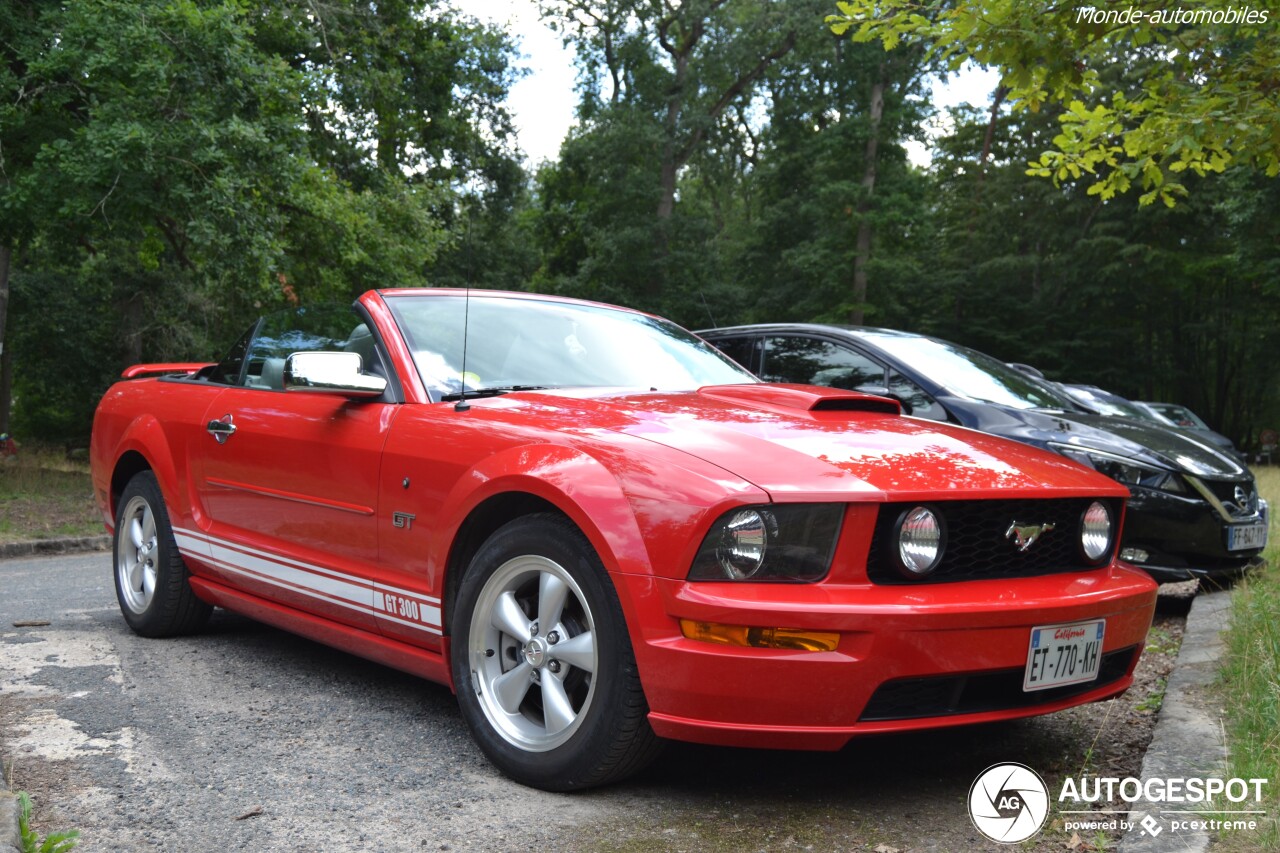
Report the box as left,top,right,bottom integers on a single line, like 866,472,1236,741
202,553,373,620
174,527,442,635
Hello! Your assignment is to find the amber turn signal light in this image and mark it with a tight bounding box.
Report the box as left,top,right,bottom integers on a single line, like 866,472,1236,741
680,619,839,652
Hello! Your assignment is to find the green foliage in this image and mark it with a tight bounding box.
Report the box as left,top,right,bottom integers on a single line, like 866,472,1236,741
8,267,123,443
0,0,524,442
2,0,1277,446
16,791,80,853
537,0,828,306
530,106,666,309
1220,467,1280,847
729,32,933,327
919,98,1280,445
828,0,1280,204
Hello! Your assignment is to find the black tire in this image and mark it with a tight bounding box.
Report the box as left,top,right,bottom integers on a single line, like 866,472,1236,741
451,513,662,790
113,471,212,637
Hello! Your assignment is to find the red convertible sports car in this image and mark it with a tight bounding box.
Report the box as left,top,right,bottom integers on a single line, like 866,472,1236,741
90,289,1158,790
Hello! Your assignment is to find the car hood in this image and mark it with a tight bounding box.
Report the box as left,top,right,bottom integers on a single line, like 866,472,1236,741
936,397,1246,479
481,384,1125,502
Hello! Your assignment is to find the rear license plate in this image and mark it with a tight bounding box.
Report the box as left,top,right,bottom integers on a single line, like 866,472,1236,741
1227,522,1268,551
1024,620,1105,692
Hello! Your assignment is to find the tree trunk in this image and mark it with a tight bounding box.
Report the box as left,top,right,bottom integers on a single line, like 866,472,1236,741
978,86,1008,180
850,68,885,325
0,243,10,434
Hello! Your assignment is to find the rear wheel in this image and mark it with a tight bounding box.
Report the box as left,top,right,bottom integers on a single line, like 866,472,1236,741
451,514,661,790
113,471,211,637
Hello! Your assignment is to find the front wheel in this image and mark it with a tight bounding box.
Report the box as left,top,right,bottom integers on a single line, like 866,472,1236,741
113,471,211,637
451,514,661,790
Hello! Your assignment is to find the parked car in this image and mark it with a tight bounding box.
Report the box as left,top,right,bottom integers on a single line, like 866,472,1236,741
1058,384,1245,463
698,324,1268,583
1057,385,1173,427
1139,401,1246,461
91,291,1159,791
1145,402,1212,430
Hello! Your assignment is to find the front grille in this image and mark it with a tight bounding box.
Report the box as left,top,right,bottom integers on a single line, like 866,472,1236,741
859,647,1137,721
1195,477,1259,518
866,498,1121,584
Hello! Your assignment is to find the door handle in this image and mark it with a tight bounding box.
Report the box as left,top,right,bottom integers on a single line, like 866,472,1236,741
207,416,236,444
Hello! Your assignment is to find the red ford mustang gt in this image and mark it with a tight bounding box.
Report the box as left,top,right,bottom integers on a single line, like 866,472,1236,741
90,289,1157,790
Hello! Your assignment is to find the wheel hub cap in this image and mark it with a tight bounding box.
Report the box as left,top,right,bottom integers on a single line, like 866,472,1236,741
522,637,550,668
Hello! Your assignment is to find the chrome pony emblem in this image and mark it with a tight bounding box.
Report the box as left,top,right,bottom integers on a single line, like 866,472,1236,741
1005,521,1055,552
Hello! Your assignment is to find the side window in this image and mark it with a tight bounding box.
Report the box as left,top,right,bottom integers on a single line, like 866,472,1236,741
209,305,382,390
707,335,760,374
761,336,886,390
888,369,947,421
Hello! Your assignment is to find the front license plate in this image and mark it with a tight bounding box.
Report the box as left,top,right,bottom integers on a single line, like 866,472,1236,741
1024,620,1105,692
1227,522,1268,552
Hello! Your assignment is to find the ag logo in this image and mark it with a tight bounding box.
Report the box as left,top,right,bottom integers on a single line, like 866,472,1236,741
968,763,1049,843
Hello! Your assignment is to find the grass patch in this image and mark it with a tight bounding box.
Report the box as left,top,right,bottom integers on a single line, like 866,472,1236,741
0,445,101,544
1219,466,1280,849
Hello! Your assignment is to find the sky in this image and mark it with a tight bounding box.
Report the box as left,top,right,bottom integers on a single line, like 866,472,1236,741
453,0,1002,167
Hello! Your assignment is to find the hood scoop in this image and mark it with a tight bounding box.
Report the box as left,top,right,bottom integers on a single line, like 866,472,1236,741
697,383,901,415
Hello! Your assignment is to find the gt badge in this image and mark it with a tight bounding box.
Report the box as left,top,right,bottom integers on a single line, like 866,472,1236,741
1005,521,1055,552
392,512,416,530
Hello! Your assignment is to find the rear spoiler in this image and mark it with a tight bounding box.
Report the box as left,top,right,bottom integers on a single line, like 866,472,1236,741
121,363,215,379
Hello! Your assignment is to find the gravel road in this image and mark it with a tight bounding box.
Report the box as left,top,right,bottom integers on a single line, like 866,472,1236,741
2,553,1185,852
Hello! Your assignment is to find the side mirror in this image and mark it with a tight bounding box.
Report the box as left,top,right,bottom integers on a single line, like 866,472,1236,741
284,352,387,399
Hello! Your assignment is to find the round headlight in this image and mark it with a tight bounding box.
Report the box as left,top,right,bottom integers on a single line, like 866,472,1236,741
1080,501,1113,563
896,506,944,577
716,509,773,579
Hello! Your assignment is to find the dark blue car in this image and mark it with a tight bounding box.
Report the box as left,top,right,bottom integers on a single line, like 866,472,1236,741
699,324,1268,583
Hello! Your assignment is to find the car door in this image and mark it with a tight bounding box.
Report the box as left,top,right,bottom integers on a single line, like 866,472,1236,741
190,305,396,632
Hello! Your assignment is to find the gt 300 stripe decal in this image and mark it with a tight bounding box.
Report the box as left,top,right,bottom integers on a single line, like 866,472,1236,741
173,528,442,635
373,590,443,633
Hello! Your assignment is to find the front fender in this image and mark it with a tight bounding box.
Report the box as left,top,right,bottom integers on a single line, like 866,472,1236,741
434,443,649,581
427,435,767,655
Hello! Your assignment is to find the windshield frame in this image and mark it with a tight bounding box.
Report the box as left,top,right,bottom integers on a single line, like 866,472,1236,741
383,292,755,402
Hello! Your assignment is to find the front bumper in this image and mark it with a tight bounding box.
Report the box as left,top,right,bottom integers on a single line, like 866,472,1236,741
1120,492,1268,582
620,564,1157,750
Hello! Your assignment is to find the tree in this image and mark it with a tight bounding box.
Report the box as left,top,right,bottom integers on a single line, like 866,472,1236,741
250,0,526,295
828,1,1280,206
0,1,65,432
731,31,932,325
540,0,826,298
0,0,521,442
917,95,1280,447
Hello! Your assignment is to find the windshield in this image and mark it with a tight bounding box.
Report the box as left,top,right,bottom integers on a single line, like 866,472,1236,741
1149,404,1209,430
385,294,754,397
860,332,1079,411
1062,387,1168,423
